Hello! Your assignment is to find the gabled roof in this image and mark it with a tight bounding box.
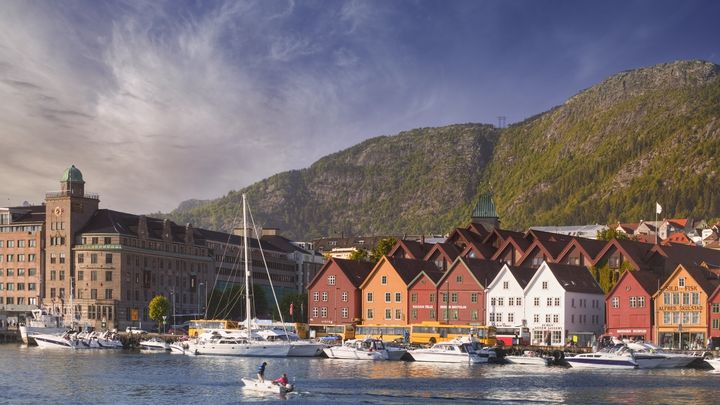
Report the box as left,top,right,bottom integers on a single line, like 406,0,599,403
555,237,607,264
616,223,640,233
446,227,486,248
651,243,720,269
439,257,504,288
667,218,689,228
388,239,434,260
525,229,574,244
662,232,694,246
407,268,445,288
482,228,525,246
359,256,439,288
460,239,497,260
466,223,490,239
542,263,603,294
424,242,462,262
516,238,569,266
607,270,662,298
654,264,720,298
307,257,373,289
592,238,655,270
491,236,532,262
487,264,538,290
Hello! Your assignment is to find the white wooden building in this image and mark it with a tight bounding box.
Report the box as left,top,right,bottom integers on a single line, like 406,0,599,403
485,264,537,335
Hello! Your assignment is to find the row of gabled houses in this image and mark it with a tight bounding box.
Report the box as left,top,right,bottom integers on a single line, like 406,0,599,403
307,195,720,348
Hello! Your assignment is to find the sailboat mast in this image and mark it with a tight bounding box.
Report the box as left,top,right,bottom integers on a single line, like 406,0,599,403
243,193,251,333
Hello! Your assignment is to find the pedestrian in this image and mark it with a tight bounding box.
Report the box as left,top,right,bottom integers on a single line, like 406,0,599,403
257,361,267,382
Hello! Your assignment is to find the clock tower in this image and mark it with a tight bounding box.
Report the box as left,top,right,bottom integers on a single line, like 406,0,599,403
44,165,100,320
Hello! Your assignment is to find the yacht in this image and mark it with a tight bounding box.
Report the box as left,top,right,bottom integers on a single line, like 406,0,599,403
323,338,389,360
19,308,65,345
408,341,486,364
626,342,700,368
33,332,89,349
506,350,554,366
565,350,638,369
139,337,171,351
256,328,325,357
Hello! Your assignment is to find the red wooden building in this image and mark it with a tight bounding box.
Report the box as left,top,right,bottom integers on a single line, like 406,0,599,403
605,269,661,342
307,257,372,326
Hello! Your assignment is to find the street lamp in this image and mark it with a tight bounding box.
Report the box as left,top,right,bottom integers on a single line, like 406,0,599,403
197,282,204,319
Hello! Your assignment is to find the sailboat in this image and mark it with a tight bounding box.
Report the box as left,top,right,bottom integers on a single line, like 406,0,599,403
185,194,291,357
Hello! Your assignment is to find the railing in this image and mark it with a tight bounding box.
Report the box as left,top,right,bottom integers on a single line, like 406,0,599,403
45,191,99,200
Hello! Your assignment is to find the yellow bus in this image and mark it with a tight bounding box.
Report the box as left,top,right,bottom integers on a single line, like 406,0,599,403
354,325,410,342
309,324,355,340
188,319,240,337
410,322,497,345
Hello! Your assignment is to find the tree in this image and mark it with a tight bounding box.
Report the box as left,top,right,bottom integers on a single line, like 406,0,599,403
148,295,170,331
275,293,308,322
596,228,629,241
369,237,398,263
349,248,369,261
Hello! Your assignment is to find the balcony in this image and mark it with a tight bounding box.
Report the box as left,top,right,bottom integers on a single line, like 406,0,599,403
45,191,99,200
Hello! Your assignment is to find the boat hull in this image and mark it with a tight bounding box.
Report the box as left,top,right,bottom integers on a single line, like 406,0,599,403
288,342,325,357
409,351,486,364
566,357,637,369
322,347,388,360
505,355,552,366
241,378,293,394
187,342,291,357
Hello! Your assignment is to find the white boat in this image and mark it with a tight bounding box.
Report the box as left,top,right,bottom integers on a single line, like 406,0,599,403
241,378,294,394
186,329,291,357
19,308,65,345
408,341,486,364
139,337,170,351
33,332,89,349
256,328,325,357
506,350,553,366
565,351,638,369
626,342,699,368
323,338,389,360
705,358,720,370
384,344,408,361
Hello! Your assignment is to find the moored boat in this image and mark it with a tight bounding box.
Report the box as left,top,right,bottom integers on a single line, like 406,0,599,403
565,351,638,369
506,350,553,366
139,337,171,351
408,341,486,364
322,338,389,360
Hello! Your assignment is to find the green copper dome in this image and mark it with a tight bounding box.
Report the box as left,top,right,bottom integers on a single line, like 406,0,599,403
472,193,498,218
60,165,85,183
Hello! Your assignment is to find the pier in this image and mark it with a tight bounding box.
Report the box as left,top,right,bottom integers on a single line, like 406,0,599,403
0,330,19,344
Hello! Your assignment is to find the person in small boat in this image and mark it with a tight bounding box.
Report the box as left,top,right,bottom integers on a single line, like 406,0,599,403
272,373,288,386
257,362,267,382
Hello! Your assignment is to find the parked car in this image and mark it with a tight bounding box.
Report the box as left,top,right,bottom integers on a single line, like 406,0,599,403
126,326,148,335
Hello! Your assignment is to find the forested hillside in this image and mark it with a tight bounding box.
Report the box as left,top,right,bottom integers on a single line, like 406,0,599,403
165,60,720,239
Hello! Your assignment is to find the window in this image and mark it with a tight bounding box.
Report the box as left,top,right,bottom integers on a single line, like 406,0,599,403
327,275,335,285
59,271,65,281
17,268,25,276
321,292,328,301
442,292,448,303
491,297,496,306
341,308,349,318
713,319,720,329
678,277,685,287
547,297,552,306
553,314,559,323
554,297,560,306
630,297,637,308
713,303,720,314
612,297,619,308
471,293,478,303
313,292,319,301
429,293,435,303
429,309,436,320
395,309,402,320
91,254,98,264
456,275,463,283
105,289,113,299
517,297,522,306
341,292,348,302
503,281,509,289
451,293,458,303
381,276,387,284
672,293,680,305
533,314,539,322
50,270,56,281
50,254,55,264
59,253,65,264
105,254,112,264
367,309,374,319
28,254,35,262
682,293,690,305
28,283,36,291
395,292,402,302
385,309,392,319
534,297,540,306
105,271,112,282
312,307,319,318
320,307,327,318
692,293,700,305
385,292,391,303
411,293,417,303
92,237,98,245
542,281,548,289
104,237,111,245
91,271,97,281
472,310,478,321
78,254,84,264
545,314,551,322
663,293,671,305
91,289,97,299
367,292,373,302
638,296,645,307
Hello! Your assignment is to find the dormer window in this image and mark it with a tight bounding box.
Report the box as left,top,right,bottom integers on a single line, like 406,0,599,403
678,277,685,288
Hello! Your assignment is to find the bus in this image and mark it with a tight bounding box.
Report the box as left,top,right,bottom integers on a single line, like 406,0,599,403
354,325,410,342
188,319,240,337
308,324,355,340
410,322,497,346
495,327,530,346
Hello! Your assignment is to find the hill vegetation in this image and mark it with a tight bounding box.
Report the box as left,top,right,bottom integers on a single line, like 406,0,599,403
164,60,720,239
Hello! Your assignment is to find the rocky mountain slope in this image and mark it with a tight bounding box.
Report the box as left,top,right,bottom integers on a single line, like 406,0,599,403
165,60,720,239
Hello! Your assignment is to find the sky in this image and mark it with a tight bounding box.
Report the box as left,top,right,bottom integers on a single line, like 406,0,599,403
1,0,719,214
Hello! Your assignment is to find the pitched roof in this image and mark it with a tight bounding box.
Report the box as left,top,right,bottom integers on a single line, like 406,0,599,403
460,239,497,260
408,268,445,288
545,263,603,294
681,264,720,296
526,229,574,244
308,257,373,289
363,257,440,287
388,239,434,259
556,237,607,263
593,238,655,269
442,258,504,288
491,236,532,262
424,242,462,262
4,205,46,224
653,243,720,269
507,265,538,289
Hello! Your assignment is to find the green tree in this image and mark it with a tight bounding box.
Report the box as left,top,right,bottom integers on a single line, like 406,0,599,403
596,228,629,241
275,293,307,322
148,295,170,331
349,248,369,261
369,237,398,263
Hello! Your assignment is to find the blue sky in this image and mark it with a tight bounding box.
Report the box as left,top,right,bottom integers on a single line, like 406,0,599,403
1,0,718,213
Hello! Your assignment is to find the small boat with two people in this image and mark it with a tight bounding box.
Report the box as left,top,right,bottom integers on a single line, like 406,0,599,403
242,364,294,394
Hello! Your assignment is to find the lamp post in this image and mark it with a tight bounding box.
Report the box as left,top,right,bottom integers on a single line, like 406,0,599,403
197,282,204,319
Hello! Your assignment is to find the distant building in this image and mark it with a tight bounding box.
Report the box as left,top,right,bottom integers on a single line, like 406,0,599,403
530,225,608,240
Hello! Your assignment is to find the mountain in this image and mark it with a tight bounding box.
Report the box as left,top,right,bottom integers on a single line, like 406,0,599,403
165,60,720,239
486,60,720,229
166,124,500,239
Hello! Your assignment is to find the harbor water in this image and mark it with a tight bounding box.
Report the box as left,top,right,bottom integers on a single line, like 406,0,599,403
1,344,718,404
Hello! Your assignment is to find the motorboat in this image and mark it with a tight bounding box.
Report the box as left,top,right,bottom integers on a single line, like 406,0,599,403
506,350,553,366
322,338,389,360
626,342,700,368
384,343,408,361
139,337,171,351
19,308,65,345
33,332,89,349
705,357,720,370
241,378,294,394
408,341,486,364
565,350,638,369
256,328,325,357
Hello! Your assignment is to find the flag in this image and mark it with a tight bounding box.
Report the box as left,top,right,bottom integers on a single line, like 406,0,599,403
289,302,294,316
656,202,662,215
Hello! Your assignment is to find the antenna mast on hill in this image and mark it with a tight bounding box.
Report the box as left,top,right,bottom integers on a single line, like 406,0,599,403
497,116,506,129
